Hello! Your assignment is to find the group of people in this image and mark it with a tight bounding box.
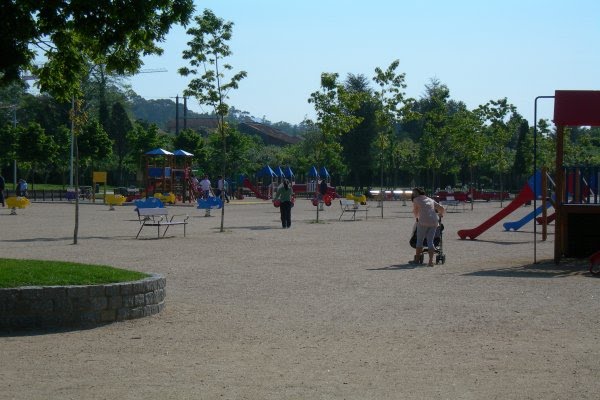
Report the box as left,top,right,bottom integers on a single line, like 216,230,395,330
0,176,28,207
0,169,443,265
191,174,230,203
273,180,445,265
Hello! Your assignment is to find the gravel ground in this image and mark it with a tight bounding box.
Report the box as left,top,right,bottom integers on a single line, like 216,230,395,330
0,198,598,400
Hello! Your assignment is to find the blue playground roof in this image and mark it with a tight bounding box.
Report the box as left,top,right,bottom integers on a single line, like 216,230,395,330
256,165,277,178
145,148,174,156
284,166,294,178
173,149,194,156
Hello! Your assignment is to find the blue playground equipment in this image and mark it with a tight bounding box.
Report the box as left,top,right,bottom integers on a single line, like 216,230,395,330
503,201,553,231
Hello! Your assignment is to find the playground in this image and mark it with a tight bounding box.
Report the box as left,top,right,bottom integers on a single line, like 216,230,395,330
1,198,598,399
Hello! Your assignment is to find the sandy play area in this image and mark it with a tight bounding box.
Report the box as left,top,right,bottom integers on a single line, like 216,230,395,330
0,197,598,399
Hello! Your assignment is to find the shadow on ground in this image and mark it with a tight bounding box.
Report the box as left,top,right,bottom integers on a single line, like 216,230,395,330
464,258,593,278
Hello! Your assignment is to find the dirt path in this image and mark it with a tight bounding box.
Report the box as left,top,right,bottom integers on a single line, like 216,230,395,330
0,199,597,399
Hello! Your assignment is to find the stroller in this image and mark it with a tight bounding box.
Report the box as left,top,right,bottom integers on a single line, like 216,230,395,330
409,217,446,265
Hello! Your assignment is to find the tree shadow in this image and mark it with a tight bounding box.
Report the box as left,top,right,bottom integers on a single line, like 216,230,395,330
464,258,592,278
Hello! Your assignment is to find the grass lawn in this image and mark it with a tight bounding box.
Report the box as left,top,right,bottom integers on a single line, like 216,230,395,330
0,258,149,288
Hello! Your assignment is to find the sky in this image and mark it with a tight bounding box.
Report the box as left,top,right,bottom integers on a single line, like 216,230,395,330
128,0,600,126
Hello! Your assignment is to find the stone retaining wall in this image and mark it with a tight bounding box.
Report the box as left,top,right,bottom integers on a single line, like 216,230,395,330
0,274,165,330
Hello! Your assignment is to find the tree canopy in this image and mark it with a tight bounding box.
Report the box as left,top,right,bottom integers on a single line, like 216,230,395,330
0,0,195,100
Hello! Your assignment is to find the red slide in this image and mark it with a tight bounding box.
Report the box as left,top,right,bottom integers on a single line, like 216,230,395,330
457,184,534,240
536,212,556,225
242,178,269,200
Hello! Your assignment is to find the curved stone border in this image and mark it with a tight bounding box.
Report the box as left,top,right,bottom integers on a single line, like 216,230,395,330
0,273,165,330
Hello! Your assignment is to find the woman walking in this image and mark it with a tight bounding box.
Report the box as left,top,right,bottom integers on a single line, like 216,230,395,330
274,179,294,228
410,187,445,266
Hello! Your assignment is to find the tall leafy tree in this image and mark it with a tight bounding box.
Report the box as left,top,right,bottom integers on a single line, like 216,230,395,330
108,102,133,186
372,59,411,206
172,128,210,168
125,121,170,175
513,120,533,184
308,73,363,173
341,73,377,188
476,98,520,206
448,106,485,209
16,122,58,187
77,118,113,180
179,8,247,232
1,0,194,98
417,80,451,191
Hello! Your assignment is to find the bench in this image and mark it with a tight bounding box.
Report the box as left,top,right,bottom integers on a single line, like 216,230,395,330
136,208,189,239
441,195,465,212
339,199,369,221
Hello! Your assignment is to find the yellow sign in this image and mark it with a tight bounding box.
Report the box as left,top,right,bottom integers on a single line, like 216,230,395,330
93,171,107,183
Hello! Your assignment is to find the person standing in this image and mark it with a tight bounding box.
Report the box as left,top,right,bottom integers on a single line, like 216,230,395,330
217,175,230,203
410,187,445,266
0,174,5,207
274,179,294,229
199,174,212,199
16,178,28,197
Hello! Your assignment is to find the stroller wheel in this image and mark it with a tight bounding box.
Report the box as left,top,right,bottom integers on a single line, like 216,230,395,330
418,254,424,264
441,254,446,265
435,255,441,264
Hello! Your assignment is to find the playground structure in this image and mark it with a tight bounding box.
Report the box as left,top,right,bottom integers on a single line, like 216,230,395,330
503,201,553,232
142,148,195,203
457,172,541,240
458,90,600,262
503,170,555,232
552,91,600,261
240,165,300,201
241,165,280,200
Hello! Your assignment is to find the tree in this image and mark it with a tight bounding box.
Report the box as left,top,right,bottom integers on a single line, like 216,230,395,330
448,106,485,209
16,122,58,186
513,120,532,184
1,1,194,99
125,121,171,178
308,73,363,175
417,80,452,191
340,73,377,188
179,8,247,232
476,98,520,206
108,102,133,186
372,59,411,215
173,128,210,168
77,118,113,180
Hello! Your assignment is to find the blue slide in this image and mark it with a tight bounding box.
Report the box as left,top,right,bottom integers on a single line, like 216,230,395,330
503,201,553,231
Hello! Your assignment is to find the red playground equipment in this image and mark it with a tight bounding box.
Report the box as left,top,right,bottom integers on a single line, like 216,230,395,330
457,172,540,240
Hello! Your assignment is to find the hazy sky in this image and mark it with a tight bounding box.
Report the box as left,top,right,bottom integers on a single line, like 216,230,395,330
129,0,600,126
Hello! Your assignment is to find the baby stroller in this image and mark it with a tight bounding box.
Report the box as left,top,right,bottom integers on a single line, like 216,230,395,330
409,217,446,265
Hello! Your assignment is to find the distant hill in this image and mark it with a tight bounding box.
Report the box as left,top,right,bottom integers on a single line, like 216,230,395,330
127,93,308,138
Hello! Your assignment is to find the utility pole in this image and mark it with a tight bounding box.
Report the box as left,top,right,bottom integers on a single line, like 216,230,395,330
183,96,188,130
175,95,180,135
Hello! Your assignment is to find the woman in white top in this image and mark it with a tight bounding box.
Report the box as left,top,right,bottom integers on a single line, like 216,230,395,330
411,187,445,266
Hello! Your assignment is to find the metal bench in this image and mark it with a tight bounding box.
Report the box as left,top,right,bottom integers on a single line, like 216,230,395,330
136,208,189,239
441,195,465,212
339,199,369,221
